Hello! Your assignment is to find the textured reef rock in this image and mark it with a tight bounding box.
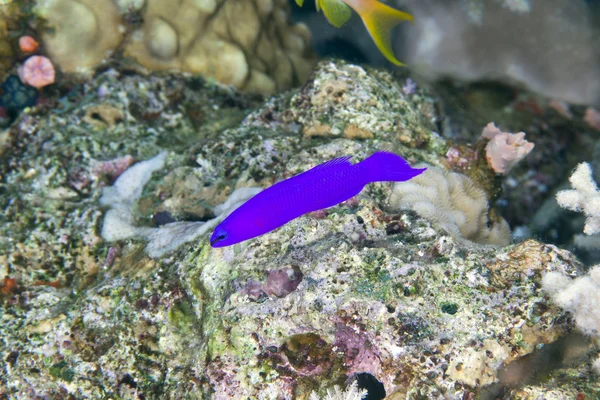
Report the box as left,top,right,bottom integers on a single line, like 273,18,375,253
33,0,314,93
0,61,599,399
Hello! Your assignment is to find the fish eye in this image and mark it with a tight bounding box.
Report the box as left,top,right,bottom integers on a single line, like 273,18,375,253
211,229,229,246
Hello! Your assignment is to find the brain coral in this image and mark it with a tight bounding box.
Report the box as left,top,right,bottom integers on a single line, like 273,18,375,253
35,0,315,94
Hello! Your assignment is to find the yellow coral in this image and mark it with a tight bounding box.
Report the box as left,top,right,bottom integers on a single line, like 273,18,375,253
124,0,314,93
35,0,315,93
35,0,124,73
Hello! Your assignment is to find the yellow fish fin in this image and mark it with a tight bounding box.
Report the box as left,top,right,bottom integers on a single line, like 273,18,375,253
316,0,321,12
320,0,353,28
357,0,413,66
295,0,304,6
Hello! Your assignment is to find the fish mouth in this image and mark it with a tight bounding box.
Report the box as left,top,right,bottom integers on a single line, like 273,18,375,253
210,238,220,246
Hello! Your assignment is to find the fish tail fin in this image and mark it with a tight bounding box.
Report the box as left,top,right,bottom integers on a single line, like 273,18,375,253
359,151,426,182
355,0,413,66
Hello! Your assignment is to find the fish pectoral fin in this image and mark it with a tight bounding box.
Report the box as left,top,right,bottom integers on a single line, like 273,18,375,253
295,0,304,6
358,1,414,66
320,0,353,28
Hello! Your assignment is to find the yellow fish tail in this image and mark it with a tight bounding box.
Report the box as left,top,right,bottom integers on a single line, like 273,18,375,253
354,0,413,66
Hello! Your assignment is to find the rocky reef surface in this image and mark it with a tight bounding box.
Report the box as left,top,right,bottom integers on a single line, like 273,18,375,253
0,60,599,399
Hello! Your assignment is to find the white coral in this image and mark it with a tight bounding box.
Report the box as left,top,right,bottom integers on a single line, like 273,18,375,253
100,152,261,257
556,162,600,235
542,265,600,338
309,381,367,400
389,166,511,246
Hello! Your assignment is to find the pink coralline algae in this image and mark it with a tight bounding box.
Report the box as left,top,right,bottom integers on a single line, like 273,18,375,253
334,323,382,377
241,266,303,300
445,147,477,170
264,266,303,298
18,56,56,88
92,155,135,182
19,36,39,54
481,122,534,175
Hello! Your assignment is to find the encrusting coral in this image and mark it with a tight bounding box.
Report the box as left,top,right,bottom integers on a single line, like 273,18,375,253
125,0,314,93
35,0,124,73
389,165,511,245
34,0,315,93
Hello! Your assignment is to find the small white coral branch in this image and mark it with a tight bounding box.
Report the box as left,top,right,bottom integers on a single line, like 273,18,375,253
481,122,534,174
309,381,367,400
542,266,600,338
556,162,600,235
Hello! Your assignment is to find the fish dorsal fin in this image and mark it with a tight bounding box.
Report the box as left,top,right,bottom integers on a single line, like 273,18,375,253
310,155,353,171
320,0,353,28
286,155,353,185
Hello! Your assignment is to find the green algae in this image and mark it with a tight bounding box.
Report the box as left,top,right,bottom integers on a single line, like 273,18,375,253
281,333,334,374
440,302,459,315
49,360,75,382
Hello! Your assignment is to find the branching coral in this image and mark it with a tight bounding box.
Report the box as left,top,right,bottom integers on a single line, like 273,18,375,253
556,162,600,235
309,381,367,400
543,265,600,373
389,166,511,246
543,266,600,337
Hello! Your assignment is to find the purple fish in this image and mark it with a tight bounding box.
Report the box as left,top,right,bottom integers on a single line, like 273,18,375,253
210,151,425,247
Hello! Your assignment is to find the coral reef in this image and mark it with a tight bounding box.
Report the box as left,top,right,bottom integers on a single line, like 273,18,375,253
299,0,600,106
100,151,261,258
34,0,315,93
0,60,598,399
